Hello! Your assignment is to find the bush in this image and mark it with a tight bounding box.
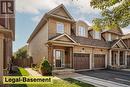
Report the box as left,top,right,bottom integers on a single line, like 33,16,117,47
40,59,52,76
31,64,37,68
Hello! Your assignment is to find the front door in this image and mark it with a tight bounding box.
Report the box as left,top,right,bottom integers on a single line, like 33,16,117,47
112,51,117,65
54,49,65,68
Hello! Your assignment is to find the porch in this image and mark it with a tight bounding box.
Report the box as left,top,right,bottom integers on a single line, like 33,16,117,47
109,50,128,69
48,45,73,70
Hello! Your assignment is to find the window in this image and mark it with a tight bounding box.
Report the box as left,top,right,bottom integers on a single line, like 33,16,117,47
57,22,64,34
55,50,61,60
108,33,112,41
120,51,125,65
79,26,85,36
94,31,101,39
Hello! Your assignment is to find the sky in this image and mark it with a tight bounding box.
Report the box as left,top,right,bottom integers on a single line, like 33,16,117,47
13,0,130,52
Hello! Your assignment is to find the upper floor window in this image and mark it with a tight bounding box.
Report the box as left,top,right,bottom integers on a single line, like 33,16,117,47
94,31,101,39
56,22,64,34
108,33,112,41
79,26,85,37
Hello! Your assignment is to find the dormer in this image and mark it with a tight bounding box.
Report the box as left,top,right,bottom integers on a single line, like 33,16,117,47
93,30,101,40
102,28,123,41
76,20,89,37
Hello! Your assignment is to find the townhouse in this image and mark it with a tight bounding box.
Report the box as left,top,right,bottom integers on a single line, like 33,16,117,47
27,4,130,71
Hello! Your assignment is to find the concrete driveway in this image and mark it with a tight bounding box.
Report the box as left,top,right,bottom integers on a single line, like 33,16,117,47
77,69,130,86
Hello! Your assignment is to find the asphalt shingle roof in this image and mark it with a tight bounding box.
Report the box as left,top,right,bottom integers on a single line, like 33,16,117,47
70,35,109,48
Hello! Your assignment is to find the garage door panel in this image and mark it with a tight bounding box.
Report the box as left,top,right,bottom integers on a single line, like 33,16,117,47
94,54,105,68
74,53,90,70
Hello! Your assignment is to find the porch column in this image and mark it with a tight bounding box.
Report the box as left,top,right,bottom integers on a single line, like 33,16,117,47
109,50,112,66
92,48,94,69
125,51,128,66
105,54,107,68
90,54,93,70
117,50,120,66
0,34,4,82
70,48,73,68
48,46,54,66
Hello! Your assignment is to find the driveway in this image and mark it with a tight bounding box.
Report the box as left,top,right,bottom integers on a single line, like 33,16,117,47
77,69,130,86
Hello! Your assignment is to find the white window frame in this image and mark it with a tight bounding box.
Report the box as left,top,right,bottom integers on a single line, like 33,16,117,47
53,49,65,68
94,31,101,39
56,22,64,34
79,26,86,37
108,33,112,41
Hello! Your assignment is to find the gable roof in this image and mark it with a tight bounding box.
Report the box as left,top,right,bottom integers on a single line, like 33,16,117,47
102,28,123,35
122,33,130,39
27,14,48,43
110,39,128,49
47,4,74,21
49,33,77,43
71,35,109,48
27,4,75,43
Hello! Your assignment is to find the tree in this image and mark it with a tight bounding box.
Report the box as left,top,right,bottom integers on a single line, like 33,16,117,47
90,0,130,30
14,45,28,59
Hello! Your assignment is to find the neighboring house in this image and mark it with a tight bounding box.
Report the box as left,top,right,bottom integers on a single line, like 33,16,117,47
0,1,15,81
27,4,130,70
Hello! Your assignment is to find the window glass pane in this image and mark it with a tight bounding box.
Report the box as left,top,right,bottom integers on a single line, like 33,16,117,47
79,26,85,36
95,31,100,39
57,23,64,33
108,33,112,41
55,51,60,59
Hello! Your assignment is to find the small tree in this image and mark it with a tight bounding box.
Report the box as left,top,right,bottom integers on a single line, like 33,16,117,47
14,45,28,59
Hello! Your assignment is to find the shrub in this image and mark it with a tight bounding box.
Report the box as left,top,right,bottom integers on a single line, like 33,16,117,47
40,59,52,76
31,64,37,68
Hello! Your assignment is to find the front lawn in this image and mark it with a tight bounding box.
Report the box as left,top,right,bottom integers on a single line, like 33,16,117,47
27,78,95,87
10,67,95,87
10,67,29,87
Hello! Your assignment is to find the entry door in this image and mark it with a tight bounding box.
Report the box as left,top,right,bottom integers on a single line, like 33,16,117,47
112,51,117,65
127,55,130,67
55,50,65,68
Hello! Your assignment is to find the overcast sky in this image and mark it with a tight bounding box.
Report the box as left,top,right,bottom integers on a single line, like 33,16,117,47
13,0,130,52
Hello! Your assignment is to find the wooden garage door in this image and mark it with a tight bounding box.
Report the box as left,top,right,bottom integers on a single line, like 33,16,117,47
74,53,90,70
127,55,130,67
94,54,105,68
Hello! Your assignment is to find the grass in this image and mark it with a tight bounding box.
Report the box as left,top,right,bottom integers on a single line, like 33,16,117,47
27,78,95,87
10,67,95,87
18,67,30,76
10,67,29,87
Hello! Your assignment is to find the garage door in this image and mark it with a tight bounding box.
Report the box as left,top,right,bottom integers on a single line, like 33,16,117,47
74,53,90,70
127,55,130,67
94,54,105,68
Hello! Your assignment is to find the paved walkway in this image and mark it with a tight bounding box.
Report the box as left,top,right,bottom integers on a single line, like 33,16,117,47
25,68,42,76
25,68,59,80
